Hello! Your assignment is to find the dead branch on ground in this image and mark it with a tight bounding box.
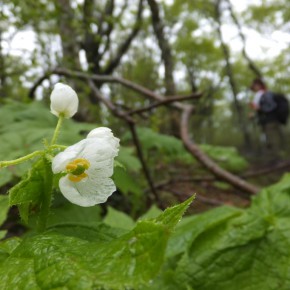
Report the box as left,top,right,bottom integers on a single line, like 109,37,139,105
30,68,261,200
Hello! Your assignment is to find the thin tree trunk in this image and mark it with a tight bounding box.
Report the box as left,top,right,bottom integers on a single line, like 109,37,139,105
147,0,175,96
147,0,179,135
215,0,252,149
57,0,81,70
0,29,6,99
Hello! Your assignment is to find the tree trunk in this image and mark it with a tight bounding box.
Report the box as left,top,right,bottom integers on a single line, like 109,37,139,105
147,0,179,136
215,0,252,149
0,30,6,99
57,0,81,70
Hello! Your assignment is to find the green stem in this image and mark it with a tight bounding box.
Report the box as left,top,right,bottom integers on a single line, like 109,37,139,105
37,158,53,233
0,151,43,168
50,114,64,145
50,144,67,150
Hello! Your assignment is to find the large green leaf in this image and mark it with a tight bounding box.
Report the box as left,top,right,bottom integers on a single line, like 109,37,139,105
149,176,290,290
0,197,193,289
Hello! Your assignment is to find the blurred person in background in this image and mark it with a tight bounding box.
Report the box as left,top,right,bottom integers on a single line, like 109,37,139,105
249,78,288,161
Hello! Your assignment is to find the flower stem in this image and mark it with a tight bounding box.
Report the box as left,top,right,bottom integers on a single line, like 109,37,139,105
50,144,67,150
0,151,43,168
37,158,53,233
50,114,64,145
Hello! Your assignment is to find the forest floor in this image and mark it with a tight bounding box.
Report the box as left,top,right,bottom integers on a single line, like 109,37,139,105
161,159,290,215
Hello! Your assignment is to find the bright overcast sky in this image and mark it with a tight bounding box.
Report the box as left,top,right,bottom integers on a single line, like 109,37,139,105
4,0,289,65
226,0,289,58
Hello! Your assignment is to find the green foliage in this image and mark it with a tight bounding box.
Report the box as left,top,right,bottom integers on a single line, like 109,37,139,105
0,196,10,239
116,146,142,172
104,206,135,230
9,159,45,223
113,147,144,213
124,127,249,172
146,175,290,290
0,101,96,186
0,197,193,289
112,166,143,199
201,144,249,173
47,202,102,228
139,204,163,220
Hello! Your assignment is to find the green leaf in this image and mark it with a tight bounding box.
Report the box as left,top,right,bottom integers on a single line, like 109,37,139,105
0,232,7,240
155,195,195,228
116,146,141,172
104,206,135,230
0,237,21,266
167,205,241,258
113,166,143,196
0,197,193,289
149,176,290,290
47,203,102,227
0,169,13,187
0,195,9,240
9,159,45,223
0,195,9,226
50,223,126,242
139,204,163,221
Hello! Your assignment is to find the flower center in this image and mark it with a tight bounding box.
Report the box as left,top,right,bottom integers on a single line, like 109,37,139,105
66,158,90,182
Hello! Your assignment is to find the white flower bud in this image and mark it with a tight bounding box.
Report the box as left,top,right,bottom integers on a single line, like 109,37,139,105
50,83,79,118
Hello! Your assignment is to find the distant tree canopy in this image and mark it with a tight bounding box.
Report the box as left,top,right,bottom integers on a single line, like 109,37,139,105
1,0,289,145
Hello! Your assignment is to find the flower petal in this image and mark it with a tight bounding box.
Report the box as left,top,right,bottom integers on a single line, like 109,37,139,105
59,175,116,207
87,127,113,138
87,158,115,178
87,127,120,149
78,138,119,165
52,139,87,173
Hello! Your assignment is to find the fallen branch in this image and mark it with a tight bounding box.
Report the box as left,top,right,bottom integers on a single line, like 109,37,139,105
180,105,260,194
30,68,261,195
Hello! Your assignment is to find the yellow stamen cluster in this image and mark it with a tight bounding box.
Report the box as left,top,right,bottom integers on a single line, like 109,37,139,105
66,158,90,182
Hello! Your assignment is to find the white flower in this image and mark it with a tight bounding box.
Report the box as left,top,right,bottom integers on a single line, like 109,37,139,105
52,127,120,207
50,83,79,118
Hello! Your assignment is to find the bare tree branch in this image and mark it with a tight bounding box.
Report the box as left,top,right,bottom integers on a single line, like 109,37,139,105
29,68,260,195
128,122,161,204
127,93,202,116
225,0,263,78
103,0,143,75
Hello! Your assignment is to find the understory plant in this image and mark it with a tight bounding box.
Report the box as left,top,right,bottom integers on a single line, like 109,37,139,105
0,83,193,289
